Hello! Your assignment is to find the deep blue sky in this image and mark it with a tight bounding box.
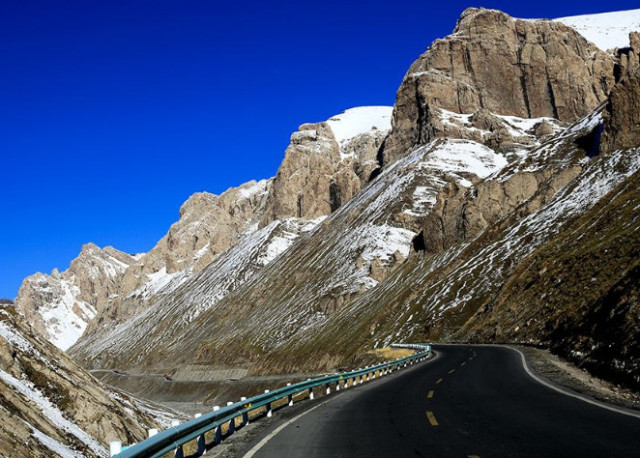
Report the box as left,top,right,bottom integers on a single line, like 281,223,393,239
1,0,638,298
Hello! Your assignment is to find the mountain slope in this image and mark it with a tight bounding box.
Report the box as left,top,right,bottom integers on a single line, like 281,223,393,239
0,303,161,457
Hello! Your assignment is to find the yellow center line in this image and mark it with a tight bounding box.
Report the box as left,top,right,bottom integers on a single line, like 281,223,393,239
468,455,482,458
448,369,455,374
426,410,439,426
427,390,434,399
435,378,443,384
461,361,466,367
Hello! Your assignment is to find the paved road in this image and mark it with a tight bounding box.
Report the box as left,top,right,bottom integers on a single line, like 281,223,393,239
243,345,640,457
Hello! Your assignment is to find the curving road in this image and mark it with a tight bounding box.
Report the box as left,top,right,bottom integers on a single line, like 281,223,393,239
241,345,640,457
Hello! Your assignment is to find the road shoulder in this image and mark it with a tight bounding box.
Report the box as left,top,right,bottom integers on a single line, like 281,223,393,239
516,345,640,413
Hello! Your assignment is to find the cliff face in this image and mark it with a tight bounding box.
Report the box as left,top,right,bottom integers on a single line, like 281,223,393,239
0,304,160,457
260,107,391,225
601,32,640,152
383,8,615,165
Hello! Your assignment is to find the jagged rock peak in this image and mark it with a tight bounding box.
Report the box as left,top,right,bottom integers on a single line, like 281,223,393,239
382,7,616,164
178,179,271,218
259,106,392,226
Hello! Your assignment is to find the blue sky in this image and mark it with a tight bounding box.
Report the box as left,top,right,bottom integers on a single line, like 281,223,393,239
1,0,638,299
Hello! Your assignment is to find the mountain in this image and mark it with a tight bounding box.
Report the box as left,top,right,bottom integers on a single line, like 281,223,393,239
16,106,392,350
14,7,640,397
0,302,162,457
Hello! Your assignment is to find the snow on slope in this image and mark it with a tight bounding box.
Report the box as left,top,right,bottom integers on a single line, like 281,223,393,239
0,369,106,455
71,216,326,358
555,9,640,51
326,106,392,145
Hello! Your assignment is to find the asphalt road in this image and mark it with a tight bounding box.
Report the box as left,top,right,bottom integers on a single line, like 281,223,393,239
242,345,640,457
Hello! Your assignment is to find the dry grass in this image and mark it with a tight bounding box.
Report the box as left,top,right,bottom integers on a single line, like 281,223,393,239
369,347,414,360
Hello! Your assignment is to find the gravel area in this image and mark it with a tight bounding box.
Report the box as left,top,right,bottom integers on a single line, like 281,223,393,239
517,345,640,412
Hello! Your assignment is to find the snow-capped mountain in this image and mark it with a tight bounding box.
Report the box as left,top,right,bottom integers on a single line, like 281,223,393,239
555,8,640,51
9,6,640,405
16,106,393,350
65,8,640,393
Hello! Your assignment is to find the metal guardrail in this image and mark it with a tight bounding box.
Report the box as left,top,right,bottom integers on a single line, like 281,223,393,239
111,343,431,457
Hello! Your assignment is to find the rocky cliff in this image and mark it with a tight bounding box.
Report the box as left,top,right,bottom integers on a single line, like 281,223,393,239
383,8,615,164
0,303,163,457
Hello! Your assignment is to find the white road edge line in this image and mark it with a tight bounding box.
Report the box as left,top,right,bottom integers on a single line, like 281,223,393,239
505,345,640,420
242,397,334,458
436,343,640,419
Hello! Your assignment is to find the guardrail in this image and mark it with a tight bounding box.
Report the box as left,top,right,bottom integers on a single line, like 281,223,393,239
110,343,431,457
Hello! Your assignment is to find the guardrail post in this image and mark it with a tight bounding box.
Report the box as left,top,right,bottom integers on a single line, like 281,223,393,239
264,390,273,417
325,383,331,395
309,387,315,400
213,406,222,444
109,441,121,457
240,397,249,426
286,383,294,406
226,402,236,433
336,378,341,391
196,434,206,456
174,445,184,458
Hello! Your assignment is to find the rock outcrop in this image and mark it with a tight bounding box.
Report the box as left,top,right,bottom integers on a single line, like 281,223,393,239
601,32,640,152
16,244,137,350
259,107,391,225
0,304,162,457
383,8,615,164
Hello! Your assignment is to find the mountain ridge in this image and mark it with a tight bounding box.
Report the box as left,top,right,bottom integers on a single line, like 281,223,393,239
13,6,640,394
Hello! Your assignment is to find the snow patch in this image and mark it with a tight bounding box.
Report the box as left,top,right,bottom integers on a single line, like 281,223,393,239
237,179,269,200
421,139,508,179
555,9,640,51
359,224,416,263
37,277,97,351
326,106,392,145
29,423,84,458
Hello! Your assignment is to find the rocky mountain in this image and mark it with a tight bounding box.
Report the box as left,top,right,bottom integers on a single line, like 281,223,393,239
0,302,164,457
67,8,640,392
16,107,392,350
15,6,640,399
